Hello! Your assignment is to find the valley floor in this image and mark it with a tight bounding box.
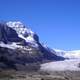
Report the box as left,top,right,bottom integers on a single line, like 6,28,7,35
0,70,80,80
0,59,80,80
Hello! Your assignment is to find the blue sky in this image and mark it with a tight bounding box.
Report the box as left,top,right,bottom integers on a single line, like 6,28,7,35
0,0,80,50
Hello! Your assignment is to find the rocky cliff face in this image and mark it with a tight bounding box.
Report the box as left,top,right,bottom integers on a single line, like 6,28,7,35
0,21,65,70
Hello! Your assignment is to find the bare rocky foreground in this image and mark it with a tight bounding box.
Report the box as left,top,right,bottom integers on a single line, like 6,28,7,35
0,70,80,80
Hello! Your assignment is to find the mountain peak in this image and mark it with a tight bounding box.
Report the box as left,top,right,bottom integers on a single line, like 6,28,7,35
0,21,39,47
6,21,34,35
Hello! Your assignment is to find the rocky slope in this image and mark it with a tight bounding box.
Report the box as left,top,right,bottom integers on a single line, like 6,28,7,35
0,21,64,70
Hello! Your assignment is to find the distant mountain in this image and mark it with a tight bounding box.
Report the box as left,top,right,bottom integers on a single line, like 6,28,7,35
0,21,64,70
54,49,80,59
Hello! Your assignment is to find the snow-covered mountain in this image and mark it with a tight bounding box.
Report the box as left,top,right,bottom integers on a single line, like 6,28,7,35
0,21,80,71
0,21,39,48
0,21,64,70
6,21,39,44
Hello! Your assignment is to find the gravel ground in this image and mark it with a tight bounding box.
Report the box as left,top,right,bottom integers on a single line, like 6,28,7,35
0,70,80,80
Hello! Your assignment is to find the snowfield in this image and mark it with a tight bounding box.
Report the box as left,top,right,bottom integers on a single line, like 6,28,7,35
55,49,80,59
40,59,80,71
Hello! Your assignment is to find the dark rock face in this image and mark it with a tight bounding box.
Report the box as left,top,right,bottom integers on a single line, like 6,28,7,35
0,23,23,44
38,43,65,61
0,46,40,69
33,33,39,42
0,44,65,70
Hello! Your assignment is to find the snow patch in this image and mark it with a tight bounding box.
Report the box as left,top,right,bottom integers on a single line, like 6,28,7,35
0,42,22,49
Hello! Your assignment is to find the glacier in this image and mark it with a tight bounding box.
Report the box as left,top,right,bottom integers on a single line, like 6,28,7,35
40,59,80,71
